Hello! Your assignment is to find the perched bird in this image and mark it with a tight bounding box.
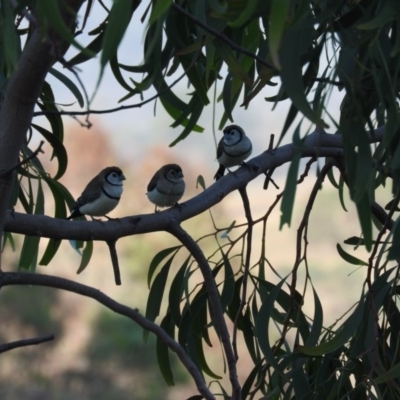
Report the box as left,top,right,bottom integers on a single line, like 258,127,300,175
214,124,252,180
67,166,126,220
147,164,185,212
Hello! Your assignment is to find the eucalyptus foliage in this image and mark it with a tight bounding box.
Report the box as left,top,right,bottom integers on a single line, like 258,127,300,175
1,0,400,399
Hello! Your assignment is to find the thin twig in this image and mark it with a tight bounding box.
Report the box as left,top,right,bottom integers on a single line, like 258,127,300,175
107,240,121,285
1,140,45,176
171,3,276,71
232,186,253,361
167,223,241,400
0,271,215,400
0,334,54,354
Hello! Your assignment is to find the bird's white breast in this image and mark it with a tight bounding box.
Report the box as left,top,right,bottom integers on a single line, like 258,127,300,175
219,136,252,167
147,180,185,207
79,182,123,216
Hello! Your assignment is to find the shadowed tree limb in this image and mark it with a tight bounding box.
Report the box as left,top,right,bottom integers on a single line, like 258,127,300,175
0,334,54,354
0,271,215,400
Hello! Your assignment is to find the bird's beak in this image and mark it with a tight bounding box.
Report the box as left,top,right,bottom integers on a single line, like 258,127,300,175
121,174,126,181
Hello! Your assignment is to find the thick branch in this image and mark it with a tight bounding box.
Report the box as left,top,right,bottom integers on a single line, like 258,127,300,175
0,271,214,399
0,0,85,233
3,128,385,241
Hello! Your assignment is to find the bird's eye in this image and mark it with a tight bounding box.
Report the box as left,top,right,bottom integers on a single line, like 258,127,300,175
111,173,117,178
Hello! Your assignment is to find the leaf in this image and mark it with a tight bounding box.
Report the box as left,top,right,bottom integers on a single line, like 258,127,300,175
169,101,204,146
306,286,323,347
196,175,206,190
355,191,372,251
37,0,92,55
193,334,222,379
336,244,368,266
255,279,287,378
145,256,174,334
157,313,175,385
279,23,325,126
68,31,105,65
48,68,84,107
76,241,93,274
169,256,191,326
388,218,400,260
39,239,62,266
268,0,290,69
98,0,135,86
31,124,68,180
148,246,181,288
358,2,394,30
19,235,40,271
2,0,20,74
297,296,365,356
220,251,235,311
149,0,172,25
280,123,302,228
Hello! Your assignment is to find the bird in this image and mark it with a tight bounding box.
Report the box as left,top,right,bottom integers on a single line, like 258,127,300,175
214,124,252,180
67,166,126,220
146,164,185,212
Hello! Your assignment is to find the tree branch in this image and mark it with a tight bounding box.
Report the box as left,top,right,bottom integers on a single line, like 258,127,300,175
0,0,85,232
0,334,54,354
3,128,385,242
167,223,241,400
0,271,215,400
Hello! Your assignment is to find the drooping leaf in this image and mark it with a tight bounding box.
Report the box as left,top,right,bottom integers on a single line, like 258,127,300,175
157,313,175,386
148,246,181,288
76,240,93,274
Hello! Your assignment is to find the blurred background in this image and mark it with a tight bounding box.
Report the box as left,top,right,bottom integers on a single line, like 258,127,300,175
0,1,390,399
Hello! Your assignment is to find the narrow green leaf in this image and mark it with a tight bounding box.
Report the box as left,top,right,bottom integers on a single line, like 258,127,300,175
193,334,222,379
148,246,181,288
19,236,40,270
297,296,365,356
39,239,62,266
355,191,372,251
280,124,302,228
49,68,84,107
269,0,290,69
68,31,104,65
149,0,172,24
336,244,368,266
31,124,68,180
157,313,175,386
255,279,287,378
99,0,135,83
76,241,93,274
358,2,394,30
2,0,20,74
38,0,92,55
306,286,323,346
220,251,235,310
196,175,206,190
280,24,325,126
145,256,174,325
169,101,204,146
169,256,191,326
